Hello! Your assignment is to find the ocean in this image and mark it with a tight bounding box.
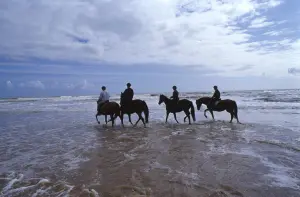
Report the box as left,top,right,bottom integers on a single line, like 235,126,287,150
0,89,300,197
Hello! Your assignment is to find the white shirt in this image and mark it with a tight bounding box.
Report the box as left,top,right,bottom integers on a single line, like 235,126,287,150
98,91,110,103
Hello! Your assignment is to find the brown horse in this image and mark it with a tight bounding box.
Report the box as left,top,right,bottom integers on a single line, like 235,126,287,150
120,93,149,127
195,97,240,123
95,101,121,127
158,94,195,124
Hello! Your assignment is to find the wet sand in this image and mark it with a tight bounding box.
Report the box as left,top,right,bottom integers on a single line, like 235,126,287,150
1,90,300,196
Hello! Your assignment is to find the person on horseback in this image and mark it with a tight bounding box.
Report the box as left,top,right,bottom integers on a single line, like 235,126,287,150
97,86,110,111
209,85,221,109
170,85,179,106
122,83,134,106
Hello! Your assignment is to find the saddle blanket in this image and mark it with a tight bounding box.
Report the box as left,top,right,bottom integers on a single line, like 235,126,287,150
214,101,220,106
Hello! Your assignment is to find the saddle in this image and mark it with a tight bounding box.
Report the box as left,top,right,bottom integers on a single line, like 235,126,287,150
97,101,109,112
214,100,221,106
209,99,221,109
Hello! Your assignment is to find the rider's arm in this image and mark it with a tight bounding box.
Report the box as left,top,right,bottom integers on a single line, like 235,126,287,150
99,92,104,101
130,89,134,99
212,92,217,99
171,91,175,98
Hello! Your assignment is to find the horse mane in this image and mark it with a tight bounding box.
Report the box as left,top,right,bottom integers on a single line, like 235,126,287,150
160,94,169,100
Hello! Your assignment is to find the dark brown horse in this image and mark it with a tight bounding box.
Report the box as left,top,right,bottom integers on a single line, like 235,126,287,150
95,101,121,127
158,94,195,124
120,93,149,127
195,97,240,123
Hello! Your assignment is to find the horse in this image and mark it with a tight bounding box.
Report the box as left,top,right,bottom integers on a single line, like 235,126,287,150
158,94,195,124
95,101,121,127
120,93,149,127
195,97,240,123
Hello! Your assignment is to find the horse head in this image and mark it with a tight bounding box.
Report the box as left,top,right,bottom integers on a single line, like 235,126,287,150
158,94,165,105
120,92,124,104
196,98,202,110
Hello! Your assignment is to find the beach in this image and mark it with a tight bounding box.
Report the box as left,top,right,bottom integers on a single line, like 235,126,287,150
1,89,300,197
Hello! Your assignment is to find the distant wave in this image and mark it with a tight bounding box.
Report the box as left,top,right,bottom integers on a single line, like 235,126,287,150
1,89,299,104
254,97,300,103
0,96,97,103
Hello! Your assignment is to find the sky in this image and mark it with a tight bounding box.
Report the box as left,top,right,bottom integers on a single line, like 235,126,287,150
0,0,300,98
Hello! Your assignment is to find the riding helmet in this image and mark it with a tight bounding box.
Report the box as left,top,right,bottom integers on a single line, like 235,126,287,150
102,86,106,90
173,85,177,89
127,83,131,87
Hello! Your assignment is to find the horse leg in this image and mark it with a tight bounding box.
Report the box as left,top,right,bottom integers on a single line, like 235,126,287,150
210,110,215,121
204,109,208,118
110,114,114,127
134,113,141,127
105,115,108,125
234,109,241,124
96,113,100,124
137,113,146,128
184,115,187,122
173,113,179,124
184,110,191,125
236,116,241,124
230,112,233,123
128,114,134,125
165,112,170,123
120,113,125,128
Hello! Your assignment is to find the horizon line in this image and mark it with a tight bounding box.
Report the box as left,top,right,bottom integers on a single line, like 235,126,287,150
1,88,299,99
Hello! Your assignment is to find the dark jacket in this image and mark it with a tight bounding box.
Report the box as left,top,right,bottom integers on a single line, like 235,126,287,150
171,90,179,101
123,87,134,102
212,89,221,100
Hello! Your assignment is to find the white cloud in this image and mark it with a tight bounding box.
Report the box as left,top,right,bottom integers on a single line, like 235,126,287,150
262,29,293,36
19,80,45,89
63,80,95,90
288,67,300,75
249,17,274,28
6,81,14,89
0,0,299,77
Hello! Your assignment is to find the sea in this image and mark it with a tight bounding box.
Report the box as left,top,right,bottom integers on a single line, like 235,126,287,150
0,89,300,197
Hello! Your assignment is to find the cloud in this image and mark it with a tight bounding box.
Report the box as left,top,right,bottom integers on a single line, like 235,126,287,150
6,80,13,89
234,65,253,71
0,0,299,78
288,67,300,75
249,17,274,28
19,80,45,89
63,80,95,90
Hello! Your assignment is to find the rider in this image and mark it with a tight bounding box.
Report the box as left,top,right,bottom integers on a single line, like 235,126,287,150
97,86,110,111
170,85,179,105
123,82,134,105
209,85,221,108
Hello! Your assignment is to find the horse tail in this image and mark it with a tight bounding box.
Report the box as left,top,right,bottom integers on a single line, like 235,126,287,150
112,104,121,121
233,101,239,120
190,101,196,122
143,101,149,123
115,107,121,120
